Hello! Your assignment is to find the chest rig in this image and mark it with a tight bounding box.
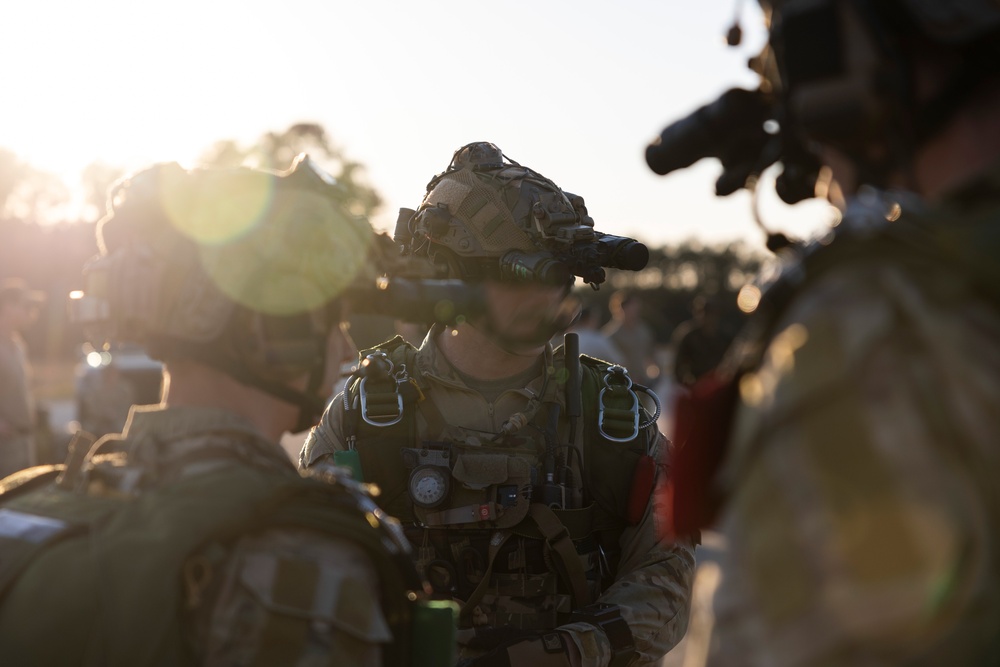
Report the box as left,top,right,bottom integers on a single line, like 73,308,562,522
337,333,660,638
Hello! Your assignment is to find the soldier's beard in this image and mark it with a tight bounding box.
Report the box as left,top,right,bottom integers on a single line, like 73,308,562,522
475,292,581,355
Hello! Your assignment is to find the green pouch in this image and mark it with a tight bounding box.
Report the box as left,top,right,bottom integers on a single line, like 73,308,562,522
334,449,365,482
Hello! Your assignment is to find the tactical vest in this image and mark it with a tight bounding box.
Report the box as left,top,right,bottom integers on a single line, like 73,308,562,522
0,433,453,667
335,335,659,635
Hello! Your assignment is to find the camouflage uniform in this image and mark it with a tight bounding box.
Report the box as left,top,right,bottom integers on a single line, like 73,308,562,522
0,404,391,665
705,178,1000,664
302,325,696,667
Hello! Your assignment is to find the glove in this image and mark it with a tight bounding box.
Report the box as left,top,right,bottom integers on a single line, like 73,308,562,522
456,631,575,667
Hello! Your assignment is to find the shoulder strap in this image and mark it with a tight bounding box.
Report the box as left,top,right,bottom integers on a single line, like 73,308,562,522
577,357,655,533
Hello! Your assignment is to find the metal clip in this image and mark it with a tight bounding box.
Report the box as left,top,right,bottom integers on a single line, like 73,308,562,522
358,351,404,427
359,377,404,426
597,365,639,442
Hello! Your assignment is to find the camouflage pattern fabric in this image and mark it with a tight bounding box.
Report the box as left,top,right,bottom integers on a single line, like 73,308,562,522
302,326,695,667
703,189,1000,665
100,406,390,665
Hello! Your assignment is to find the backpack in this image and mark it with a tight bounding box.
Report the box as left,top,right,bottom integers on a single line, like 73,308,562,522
0,434,453,666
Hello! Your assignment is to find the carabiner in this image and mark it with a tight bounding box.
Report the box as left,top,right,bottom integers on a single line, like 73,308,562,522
597,365,640,442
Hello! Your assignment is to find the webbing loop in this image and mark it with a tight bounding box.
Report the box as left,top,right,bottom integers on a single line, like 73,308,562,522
597,365,640,442
359,351,406,427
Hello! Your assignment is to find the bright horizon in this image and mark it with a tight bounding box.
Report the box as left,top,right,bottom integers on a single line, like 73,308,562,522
3,0,837,251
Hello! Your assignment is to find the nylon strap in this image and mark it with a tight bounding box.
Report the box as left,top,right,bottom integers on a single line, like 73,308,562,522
459,529,514,624
415,388,448,436
527,504,591,608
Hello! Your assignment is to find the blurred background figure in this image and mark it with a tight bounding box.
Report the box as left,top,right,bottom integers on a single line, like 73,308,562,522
75,356,136,438
601,289,659,387
565,302,624,362
0,278,45,477
670,295,733,389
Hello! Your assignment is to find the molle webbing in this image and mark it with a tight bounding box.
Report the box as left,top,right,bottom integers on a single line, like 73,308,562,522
347,341,656,627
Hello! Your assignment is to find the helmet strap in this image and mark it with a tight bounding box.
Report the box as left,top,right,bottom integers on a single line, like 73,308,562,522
162,340,329,432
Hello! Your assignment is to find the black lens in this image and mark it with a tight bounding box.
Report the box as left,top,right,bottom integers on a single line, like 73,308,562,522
597,235,649,271
499,251,572,285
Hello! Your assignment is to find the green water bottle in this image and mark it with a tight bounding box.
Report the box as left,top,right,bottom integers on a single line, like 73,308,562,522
412,599,458,667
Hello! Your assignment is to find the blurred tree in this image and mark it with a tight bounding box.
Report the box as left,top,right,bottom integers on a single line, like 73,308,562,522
616,241,765,294
80,161,126,222
0,148,68,222
594,240,769,343
0,148,20,214
198,122,381,218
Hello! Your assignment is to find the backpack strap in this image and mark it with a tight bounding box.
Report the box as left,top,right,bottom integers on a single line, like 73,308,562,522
527,503,591,607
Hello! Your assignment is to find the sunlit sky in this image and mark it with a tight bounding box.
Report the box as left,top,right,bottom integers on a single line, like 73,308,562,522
3,0,837,251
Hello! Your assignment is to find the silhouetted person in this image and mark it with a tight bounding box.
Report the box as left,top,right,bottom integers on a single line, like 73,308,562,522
567,304,624,363
0,279,44,477
671,296,732,388
601,289,658,387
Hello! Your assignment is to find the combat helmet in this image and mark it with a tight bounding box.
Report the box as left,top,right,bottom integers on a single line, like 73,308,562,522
395,142,648,288
71,155,374,422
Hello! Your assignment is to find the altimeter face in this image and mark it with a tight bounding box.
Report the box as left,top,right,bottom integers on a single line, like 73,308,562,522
409,466,450,508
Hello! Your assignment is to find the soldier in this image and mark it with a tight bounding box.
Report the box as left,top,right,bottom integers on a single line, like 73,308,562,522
302,142,696,667
0,158,453,665
655,1,1000,664
601,290,658,388
0,278,45,477
671,296,732,389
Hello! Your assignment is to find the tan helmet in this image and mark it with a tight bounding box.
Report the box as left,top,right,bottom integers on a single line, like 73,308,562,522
396,142,623,286
72,155,374,416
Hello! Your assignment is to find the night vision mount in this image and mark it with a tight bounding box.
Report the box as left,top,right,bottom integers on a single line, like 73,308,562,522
395,142,649,288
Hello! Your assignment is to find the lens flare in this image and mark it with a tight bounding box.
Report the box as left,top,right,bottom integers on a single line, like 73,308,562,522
737,284,761,313
197,188,372,316
163,168,272,246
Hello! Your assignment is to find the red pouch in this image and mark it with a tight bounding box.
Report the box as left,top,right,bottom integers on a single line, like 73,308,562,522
658,371,740,540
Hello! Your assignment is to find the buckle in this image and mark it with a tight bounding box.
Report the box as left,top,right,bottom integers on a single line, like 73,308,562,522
359,377,404,426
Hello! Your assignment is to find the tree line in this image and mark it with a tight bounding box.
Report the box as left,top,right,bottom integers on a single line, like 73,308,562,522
0,123,767,360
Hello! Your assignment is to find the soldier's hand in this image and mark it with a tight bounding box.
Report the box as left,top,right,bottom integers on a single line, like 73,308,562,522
456,631,580,667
